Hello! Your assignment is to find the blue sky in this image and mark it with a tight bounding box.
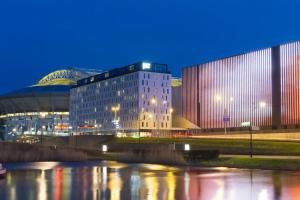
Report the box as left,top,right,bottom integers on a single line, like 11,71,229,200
0,0,300,93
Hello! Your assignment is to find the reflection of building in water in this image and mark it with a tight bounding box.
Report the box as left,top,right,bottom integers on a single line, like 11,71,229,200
38,170,47,200
54,168,62,200
141,173,159,200
166,172,176,200
108,169,123,200
130,171,141,199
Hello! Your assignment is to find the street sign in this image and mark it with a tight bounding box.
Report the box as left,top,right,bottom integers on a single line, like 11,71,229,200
252,126,260,131
223,116,230,122
240,121,251,127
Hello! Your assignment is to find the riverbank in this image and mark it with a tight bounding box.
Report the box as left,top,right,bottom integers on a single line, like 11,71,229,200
111,137,300,155
3,139,300,171
89,151,300,171
198,157,300,171
0,142,88,163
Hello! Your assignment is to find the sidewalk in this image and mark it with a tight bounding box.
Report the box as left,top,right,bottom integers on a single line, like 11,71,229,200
220,154,300,160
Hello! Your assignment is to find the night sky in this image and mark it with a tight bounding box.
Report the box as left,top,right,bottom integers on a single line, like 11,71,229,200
1,0,300,93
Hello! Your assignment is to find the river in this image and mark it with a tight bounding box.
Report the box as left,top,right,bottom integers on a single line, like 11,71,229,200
0,161,299,200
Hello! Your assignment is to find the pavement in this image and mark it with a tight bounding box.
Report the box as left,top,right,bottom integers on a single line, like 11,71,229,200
191,133,300,142
220,154,300,160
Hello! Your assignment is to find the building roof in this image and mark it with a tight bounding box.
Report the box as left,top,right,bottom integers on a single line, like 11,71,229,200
0,68,98,115
76,62,170,87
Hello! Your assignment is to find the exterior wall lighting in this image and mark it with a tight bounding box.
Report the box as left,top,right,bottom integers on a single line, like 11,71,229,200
184,144,190,151
102,145,108,152
142,62,151,69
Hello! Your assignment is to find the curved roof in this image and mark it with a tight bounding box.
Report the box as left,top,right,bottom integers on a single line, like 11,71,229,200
33,69,98,86
0,68,99,115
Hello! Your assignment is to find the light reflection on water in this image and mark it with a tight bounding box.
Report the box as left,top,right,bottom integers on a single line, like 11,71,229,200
0,161,300,200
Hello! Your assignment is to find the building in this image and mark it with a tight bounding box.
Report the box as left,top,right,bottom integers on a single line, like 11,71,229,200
0,68,98,139
182,40,300,130
69,62,172,136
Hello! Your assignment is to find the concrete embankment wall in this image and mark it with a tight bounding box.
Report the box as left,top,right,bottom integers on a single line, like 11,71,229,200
42,135,114,149
0,142,88,163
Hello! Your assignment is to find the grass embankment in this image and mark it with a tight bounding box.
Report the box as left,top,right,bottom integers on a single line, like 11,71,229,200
0,142,88,163
87,152,300,171
199,157,300,171
111,137,300,156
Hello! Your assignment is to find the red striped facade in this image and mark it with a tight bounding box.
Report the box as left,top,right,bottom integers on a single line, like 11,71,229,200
183,41,300,129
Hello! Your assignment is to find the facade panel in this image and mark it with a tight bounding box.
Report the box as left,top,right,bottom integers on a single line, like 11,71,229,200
183,49,273,129
280,42,300,125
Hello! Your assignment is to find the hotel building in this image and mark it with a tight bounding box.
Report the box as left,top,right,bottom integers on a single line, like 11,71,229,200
69,62,172,135
183,40,300,130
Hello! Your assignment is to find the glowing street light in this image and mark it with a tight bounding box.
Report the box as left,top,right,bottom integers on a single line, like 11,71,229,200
151,98,157,105
111,105,120,121
111,105,120,135
259,101,266,108
214,95,234,135
215,95,222,102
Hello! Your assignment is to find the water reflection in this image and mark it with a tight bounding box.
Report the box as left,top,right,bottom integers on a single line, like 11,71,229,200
1,161,300,199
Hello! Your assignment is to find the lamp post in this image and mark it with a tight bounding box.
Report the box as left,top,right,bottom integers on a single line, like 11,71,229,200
138,112,153,143
169,108,174,137
150,97,158,137
249,101,267,158
111,105,120,136
215,95,233,135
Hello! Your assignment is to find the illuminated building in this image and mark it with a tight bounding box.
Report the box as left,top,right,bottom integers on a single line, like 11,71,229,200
182,40,300,130
69,62,172,135
0,69,98,139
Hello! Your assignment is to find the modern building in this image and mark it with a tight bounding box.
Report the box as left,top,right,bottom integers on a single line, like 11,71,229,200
182,40,300,131
0,68,98,139
69,62,172,136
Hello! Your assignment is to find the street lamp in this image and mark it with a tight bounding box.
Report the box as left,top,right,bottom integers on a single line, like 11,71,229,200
150,97,159,137
215,95,233,135
138,112,153,143
249,101,267,158
111,105,120,135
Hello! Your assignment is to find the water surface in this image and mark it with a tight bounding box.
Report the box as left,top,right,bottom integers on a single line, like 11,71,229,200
0,161,300,200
